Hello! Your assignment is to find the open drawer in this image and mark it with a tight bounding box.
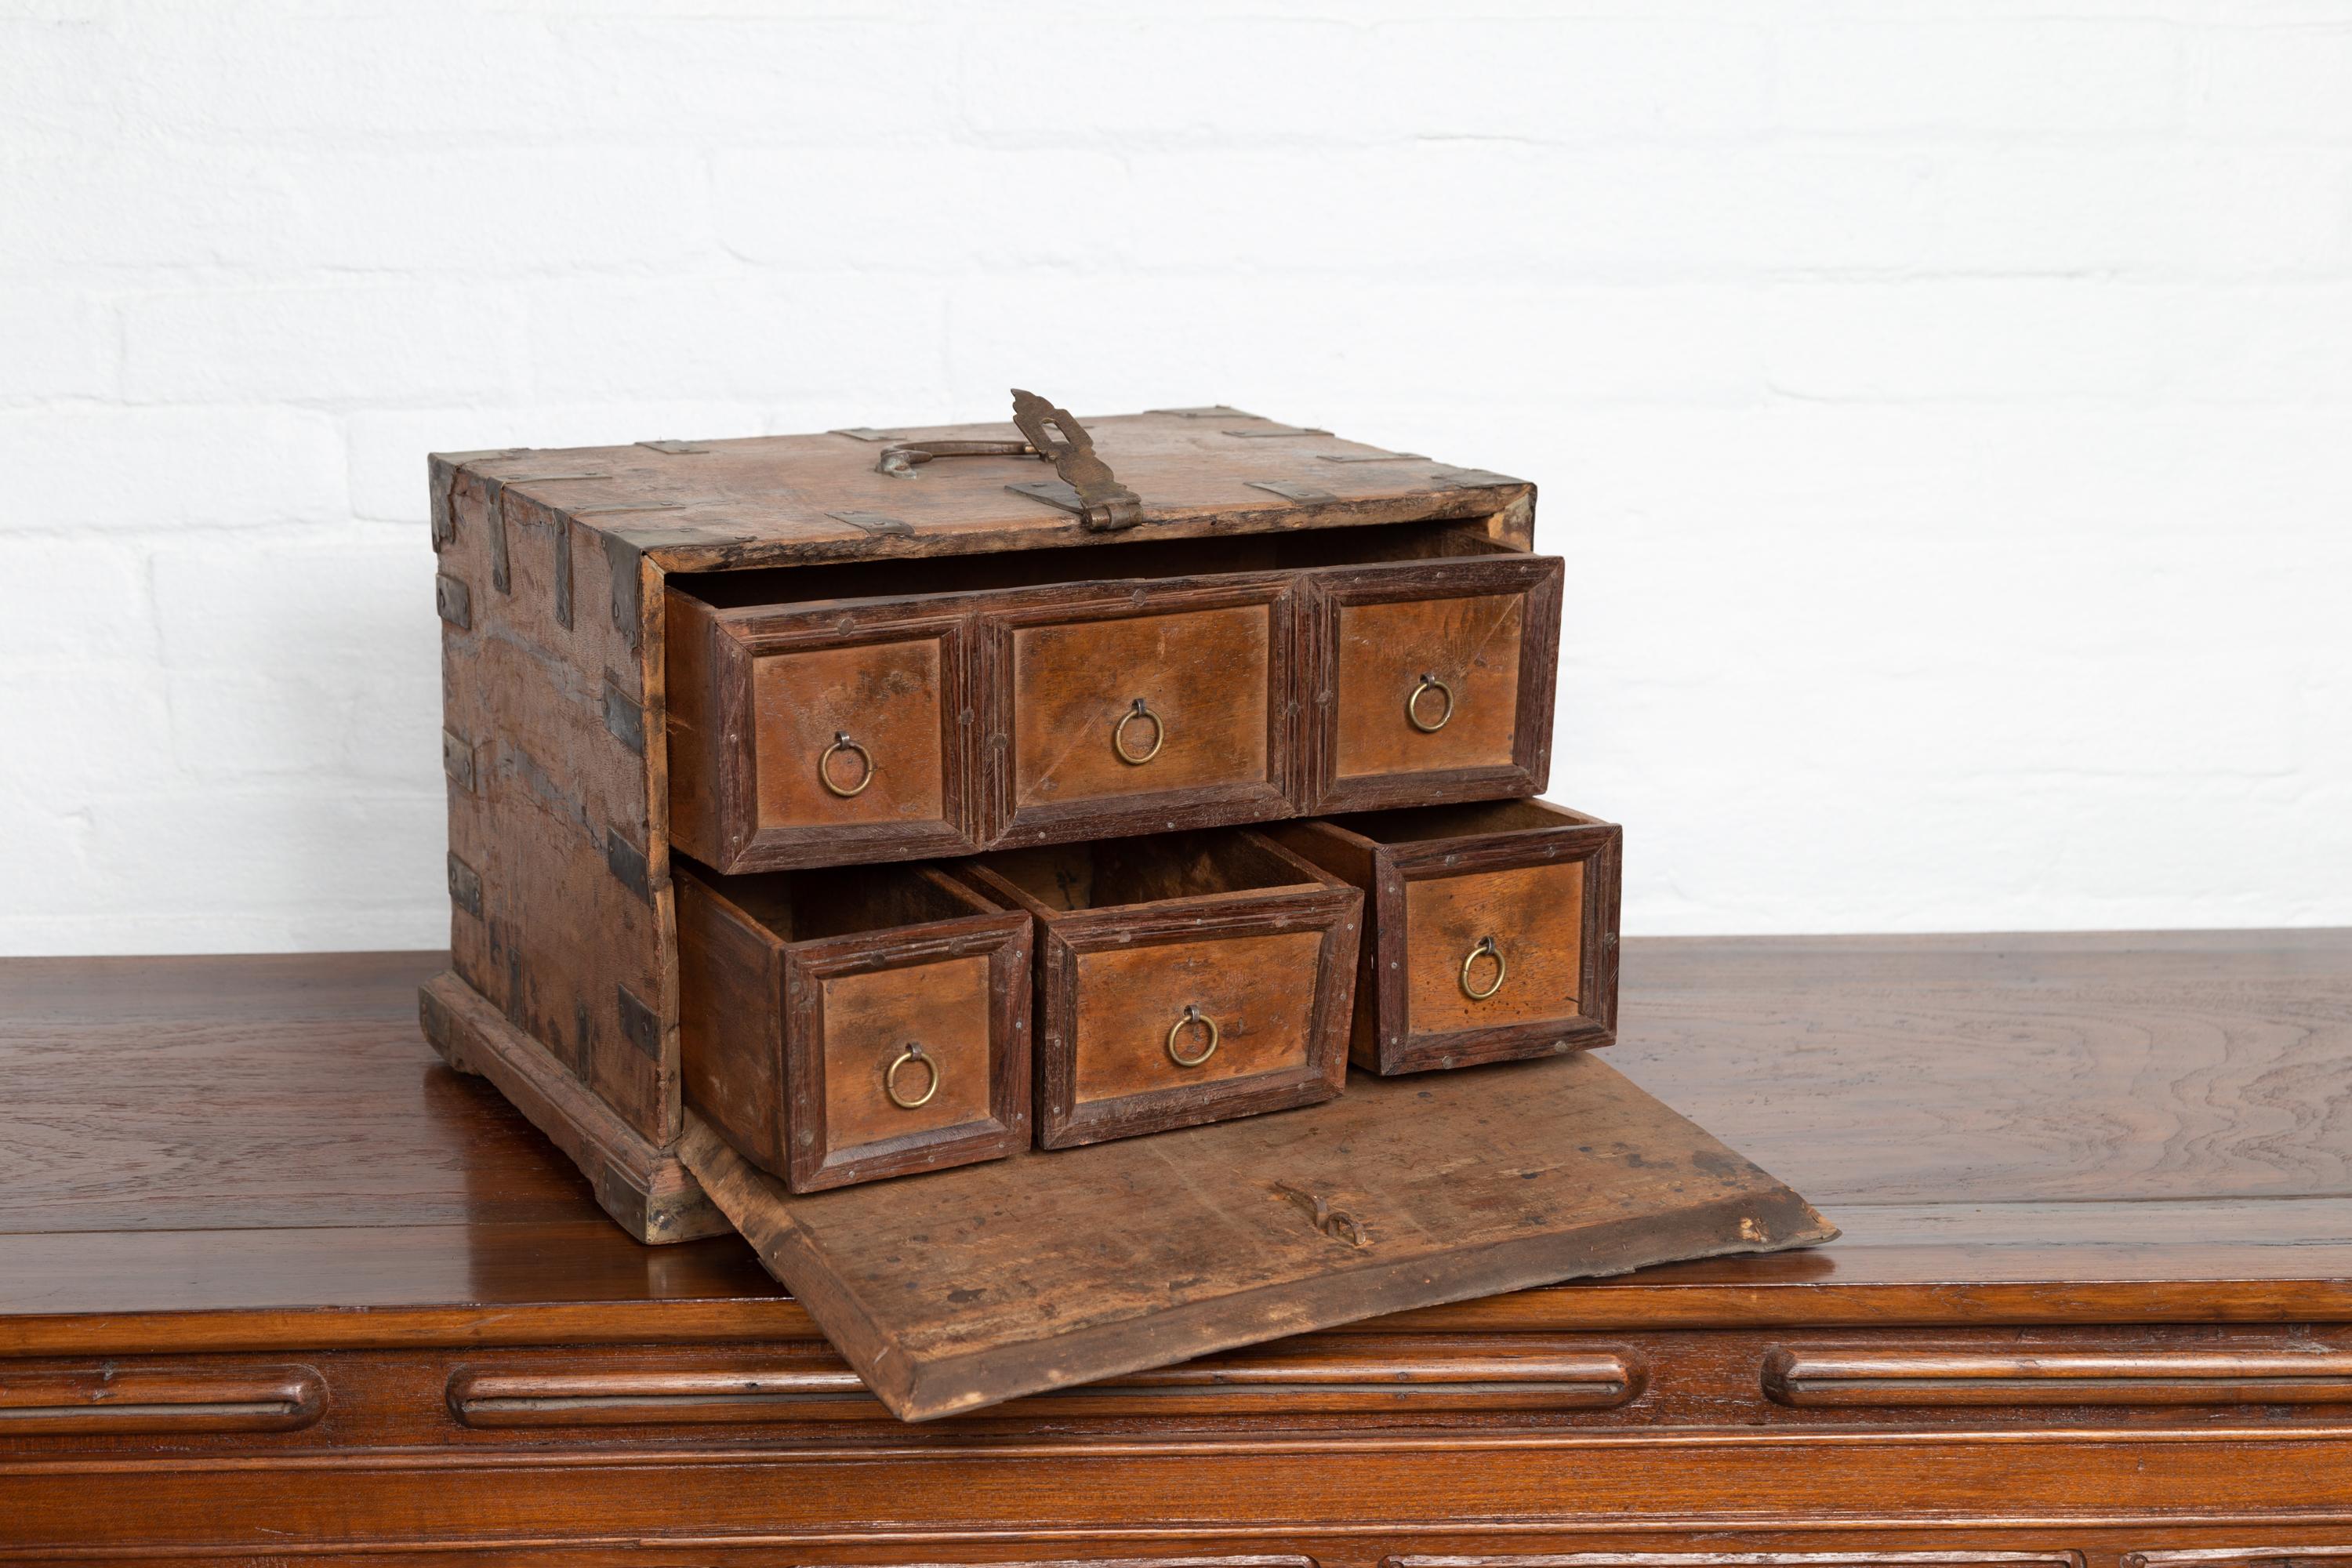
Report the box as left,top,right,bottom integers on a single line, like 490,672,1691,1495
677,862,1032,1191
1270,799,1621,1075
949,828,1360,1149
1298,553,1563,814
666,522,1563,873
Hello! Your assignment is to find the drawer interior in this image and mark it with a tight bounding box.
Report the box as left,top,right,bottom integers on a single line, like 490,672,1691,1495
1328,797,1603,844
696,863,1001,941
671,518,1515,612
969,829,1321,913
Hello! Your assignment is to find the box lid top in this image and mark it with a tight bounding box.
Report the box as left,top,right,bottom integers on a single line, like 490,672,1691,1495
432,401,1531,575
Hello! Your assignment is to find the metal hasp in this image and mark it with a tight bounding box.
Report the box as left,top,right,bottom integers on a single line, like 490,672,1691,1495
1009,388,1144,531
871,388,1145,532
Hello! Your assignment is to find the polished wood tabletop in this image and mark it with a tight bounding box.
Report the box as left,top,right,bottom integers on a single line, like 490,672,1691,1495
5,931,2347,1352
5,931,2352,1565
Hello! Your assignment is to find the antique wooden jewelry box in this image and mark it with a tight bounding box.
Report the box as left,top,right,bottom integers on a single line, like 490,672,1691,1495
420,391,1829,1419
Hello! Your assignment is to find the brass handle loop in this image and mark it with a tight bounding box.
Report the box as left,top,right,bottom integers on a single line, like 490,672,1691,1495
1460,936,1507,1001
875,438,1036,478
884,1043,940,1109
1407,672,1455,733
1166,1005,1220,1069
818,731,875,798
875,390,1143,533
1112,698,1166,765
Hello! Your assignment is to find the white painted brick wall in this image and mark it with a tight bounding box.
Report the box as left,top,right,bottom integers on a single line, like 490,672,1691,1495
5,0,2348,955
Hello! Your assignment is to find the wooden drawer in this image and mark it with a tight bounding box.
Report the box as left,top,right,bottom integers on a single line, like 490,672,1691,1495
979,573,1294,847
1272,799,1620,1075
677,862,1030,1191
666,591,978,873
952,829,1360,1149
667,522,1561,873
1299,554,1563,813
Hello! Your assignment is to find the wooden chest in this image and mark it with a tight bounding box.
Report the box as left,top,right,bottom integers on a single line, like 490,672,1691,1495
418,393,1824,1418
422,397,1552,1242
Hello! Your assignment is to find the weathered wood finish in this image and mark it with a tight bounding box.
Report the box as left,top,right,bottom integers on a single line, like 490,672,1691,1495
1300,554,1563,814
675,864,1030,1192
666,542,1562,875
679,1044,1831,1420
434,464,677,1156
419,966,728,1241
1272,800,1624,1074
8,937,2352,1556
432,408,1537,1240
949,829,1363,1149
985,576,1294,847
452,412,1538,577
665,587,980,873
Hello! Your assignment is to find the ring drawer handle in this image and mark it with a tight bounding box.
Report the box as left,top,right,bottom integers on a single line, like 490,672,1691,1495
1112,698,1166,764
1407,672,1454,732
1460,936,1507,1000
884,1043,940,1109
1166,1005,1220,1068
818,731,876,798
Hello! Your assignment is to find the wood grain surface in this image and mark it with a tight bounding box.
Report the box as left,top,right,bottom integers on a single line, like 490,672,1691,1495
1333,590,1524,779
949,829,1362,1149
6,935,2352,1556
1298,555,1563,814
1067,930,1324,1102
665,590,980,873
1403,859,1584,1038
1007,601,1275,806
675,865,1029,1192
444,409,1537,577
1272,800,1621,1074
4,935,2348,1321
678,1047,1831,1419
753,636,948,829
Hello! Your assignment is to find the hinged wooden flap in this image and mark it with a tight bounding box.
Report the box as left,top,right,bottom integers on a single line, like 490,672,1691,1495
680,1051,1835,1421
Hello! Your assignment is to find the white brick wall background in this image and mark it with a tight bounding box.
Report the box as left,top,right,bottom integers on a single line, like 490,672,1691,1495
4,0,2348,956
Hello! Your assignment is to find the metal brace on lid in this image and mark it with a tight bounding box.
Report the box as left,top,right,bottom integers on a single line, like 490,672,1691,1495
828,510,914,537
1248,480,1336,503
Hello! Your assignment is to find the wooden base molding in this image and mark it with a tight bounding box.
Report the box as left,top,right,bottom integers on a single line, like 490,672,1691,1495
418,971,727,1244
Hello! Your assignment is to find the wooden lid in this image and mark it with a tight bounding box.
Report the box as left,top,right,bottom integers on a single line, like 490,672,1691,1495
430,404,1532,575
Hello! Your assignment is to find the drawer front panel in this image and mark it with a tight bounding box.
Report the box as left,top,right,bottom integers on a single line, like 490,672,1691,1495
755,637,946,831
1004,600,1278,809
1301,554,1562,814
668,586,978,873
818,953,996,1149
1335,592,1524,780
1406,858,1586,1040
1071,930,1324,1104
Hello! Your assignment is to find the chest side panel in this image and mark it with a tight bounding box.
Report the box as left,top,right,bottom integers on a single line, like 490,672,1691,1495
436,463,676,1149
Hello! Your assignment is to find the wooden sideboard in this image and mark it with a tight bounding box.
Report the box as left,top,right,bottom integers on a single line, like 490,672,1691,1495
4,930,2350,1563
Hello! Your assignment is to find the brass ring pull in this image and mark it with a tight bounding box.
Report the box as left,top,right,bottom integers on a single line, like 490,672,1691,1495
884,1044,940,1109
818,731,875,798
1112,698,1165,765
1166,1005,1220,1068
1460,936,1507,1000
1406,672,1454,733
